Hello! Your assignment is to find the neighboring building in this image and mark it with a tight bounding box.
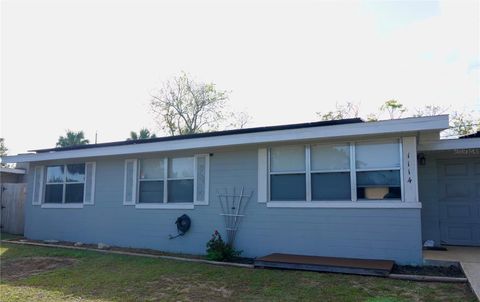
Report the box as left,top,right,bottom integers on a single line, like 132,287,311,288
2,115,479,265
0,167,27,184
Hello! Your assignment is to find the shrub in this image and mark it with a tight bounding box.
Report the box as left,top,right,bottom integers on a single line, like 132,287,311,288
206,230,241,261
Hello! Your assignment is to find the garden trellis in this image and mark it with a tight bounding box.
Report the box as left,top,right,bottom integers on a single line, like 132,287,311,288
218,187,253,246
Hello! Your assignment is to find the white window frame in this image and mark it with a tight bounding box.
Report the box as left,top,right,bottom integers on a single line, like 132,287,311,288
265,139,420,208
354,139,403,202
193,154,210,205
134,155,209,209
42,163,87,209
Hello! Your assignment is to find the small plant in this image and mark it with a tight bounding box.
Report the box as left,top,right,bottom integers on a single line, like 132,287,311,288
206,230,241,261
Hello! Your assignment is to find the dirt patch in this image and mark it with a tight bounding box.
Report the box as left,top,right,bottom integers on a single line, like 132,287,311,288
1,257,77,281
392,264,465,278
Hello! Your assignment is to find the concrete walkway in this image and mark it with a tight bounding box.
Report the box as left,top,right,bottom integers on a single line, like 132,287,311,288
424,246,480,301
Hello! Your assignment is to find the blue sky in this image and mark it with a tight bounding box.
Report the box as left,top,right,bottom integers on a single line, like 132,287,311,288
1,0,479,154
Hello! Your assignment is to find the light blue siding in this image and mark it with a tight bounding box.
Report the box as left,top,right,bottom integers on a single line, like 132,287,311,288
25,148,422,265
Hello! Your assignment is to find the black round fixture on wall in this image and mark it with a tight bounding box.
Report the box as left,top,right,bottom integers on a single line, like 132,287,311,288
168,214,191,239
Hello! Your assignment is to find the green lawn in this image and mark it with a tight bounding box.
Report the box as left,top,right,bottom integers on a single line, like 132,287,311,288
0,242,475,302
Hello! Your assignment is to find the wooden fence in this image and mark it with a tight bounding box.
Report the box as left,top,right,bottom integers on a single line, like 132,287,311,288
1,183,26,235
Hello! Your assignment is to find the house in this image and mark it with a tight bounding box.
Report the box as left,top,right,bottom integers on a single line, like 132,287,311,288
1,115,479,265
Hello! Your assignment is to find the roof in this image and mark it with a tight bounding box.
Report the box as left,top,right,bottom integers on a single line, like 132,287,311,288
418,137,480,151
33,118,363,153
1,115,450,163
460,131,480,139
0,167,26,175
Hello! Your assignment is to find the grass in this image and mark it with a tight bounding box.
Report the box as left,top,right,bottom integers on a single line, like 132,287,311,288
0,242,476,302
0,232,23,241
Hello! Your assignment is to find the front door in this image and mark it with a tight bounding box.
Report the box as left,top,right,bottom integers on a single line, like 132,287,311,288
437,158,480,246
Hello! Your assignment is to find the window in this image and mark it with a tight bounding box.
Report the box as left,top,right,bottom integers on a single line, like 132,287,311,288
269,145,306,201
355,141,401,200
138,158,165,203
168,157,194,203
267,140,403,203
45,164,85,204
311,144,351,201
137,157,195,204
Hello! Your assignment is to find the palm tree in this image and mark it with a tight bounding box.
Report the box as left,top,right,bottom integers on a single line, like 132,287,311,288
56,130,90,147
127,128,157,141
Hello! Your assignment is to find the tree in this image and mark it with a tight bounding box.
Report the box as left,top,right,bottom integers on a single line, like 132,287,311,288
380,99,407,119
127,128,157,140
413,106,479,137
316,102,360,121
448,111,480,137
56,130,90,147
150,72,231,136
226,111,252,129
318,101,479,137
0,138,7,167
413,105,448,117
0,138,7,157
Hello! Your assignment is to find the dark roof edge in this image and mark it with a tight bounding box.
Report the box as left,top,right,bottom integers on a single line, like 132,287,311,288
33,118,363,153
459,131,480,139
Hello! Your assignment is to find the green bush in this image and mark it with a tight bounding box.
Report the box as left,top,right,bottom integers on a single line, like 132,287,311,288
206,230,241,261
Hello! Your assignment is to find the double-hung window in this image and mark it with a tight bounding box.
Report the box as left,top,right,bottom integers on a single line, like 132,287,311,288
139,158,165,203
311,144,351,201
269,145,306,201
45,164,85,204
168,157,194,203
355,140,401,200
134,156,205,205
267,139,403,203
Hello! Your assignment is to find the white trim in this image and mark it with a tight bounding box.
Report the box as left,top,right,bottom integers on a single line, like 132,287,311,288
305,145,311,202
402,137,419,203
167,177,194,181
349,143,357,202
257,148,268,203
163,158,168,203
355,167,401,172
267,201,422,209
84,162,96,205
32,166,44,205
0,167,26,174
311,168,350,173
41,203,84,209
269,170,307,175
418,137,480,151
399,139,405,202
204,154,210,205
193,154,210,205
123,159,137,205
2,115,449,163
135,203,194,210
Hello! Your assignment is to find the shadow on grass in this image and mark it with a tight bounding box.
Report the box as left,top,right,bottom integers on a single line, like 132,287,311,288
0,242,477,302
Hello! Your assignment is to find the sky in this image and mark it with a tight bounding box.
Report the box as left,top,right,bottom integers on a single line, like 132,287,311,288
1,0,479,155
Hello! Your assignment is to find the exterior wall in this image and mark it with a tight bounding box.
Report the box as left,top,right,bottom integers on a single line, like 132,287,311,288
418,152,441,245
25,147,423,265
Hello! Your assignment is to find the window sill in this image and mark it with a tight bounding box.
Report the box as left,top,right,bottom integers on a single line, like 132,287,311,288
41,203,84,209
135,203,194,210
266,201,421,209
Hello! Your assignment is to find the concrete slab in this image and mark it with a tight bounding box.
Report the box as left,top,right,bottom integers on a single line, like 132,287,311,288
424,246,480,301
